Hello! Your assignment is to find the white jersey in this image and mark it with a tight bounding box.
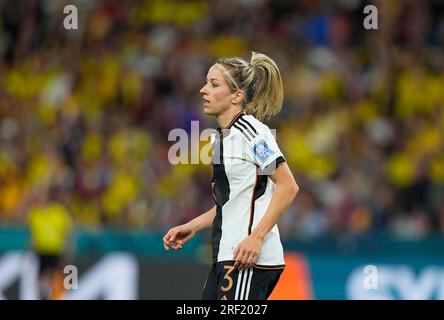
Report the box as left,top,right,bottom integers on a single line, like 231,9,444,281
210,111,286,268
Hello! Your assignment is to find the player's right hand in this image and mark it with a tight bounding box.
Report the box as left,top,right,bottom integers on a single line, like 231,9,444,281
163,224,195,251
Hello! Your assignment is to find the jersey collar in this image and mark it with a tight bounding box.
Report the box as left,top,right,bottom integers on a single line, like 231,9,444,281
217,111,245,134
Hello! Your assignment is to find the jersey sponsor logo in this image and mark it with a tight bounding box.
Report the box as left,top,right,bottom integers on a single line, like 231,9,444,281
253,139,274,163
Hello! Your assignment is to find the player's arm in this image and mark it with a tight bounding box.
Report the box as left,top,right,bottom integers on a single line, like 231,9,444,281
250,162,298,240
233,162,298,269
163,205,216,250
186,205,217,232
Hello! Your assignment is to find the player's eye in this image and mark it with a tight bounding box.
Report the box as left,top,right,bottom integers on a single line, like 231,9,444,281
204,80,218,88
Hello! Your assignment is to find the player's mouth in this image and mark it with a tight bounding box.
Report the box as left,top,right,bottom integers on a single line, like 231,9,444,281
203,98,210,106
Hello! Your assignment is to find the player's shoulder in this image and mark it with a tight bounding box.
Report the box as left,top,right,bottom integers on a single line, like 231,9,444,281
231,113,275,143
210,129,219,143
231,113,261,142
240,114,271,136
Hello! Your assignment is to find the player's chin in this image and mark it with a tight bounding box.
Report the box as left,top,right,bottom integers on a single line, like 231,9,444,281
203,106,216,116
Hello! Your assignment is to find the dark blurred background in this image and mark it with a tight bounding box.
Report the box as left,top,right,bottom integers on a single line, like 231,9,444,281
0,0,444,299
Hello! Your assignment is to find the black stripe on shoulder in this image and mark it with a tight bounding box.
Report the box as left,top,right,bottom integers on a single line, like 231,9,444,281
235,120,256,139
238,116,257,134
233,123,252,141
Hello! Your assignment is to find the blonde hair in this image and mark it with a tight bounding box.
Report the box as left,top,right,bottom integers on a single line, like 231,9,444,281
216,51,284,121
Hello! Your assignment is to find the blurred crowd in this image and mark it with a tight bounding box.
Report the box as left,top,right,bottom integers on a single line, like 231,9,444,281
0,0,444,240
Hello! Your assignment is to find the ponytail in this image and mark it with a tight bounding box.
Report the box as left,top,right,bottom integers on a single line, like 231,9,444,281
246,52,284,121
216,51,284,121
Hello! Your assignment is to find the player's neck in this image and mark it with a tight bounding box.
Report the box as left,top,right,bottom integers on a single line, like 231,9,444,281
217,108,243,130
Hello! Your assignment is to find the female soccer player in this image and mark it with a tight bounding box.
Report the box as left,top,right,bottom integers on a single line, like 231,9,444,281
163,52,299,300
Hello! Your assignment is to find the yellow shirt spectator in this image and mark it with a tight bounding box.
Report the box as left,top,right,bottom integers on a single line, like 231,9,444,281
27,202,73,255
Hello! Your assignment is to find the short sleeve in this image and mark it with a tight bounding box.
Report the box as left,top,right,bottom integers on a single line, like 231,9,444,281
246,126,286,174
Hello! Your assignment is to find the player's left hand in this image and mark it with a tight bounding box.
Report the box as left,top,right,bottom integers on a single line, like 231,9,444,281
233,235,263,270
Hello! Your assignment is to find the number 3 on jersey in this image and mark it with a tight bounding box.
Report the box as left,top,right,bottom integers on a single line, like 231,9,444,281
221,265,235,292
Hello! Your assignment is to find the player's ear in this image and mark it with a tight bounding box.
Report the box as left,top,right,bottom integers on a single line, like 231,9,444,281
232,90,245,105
